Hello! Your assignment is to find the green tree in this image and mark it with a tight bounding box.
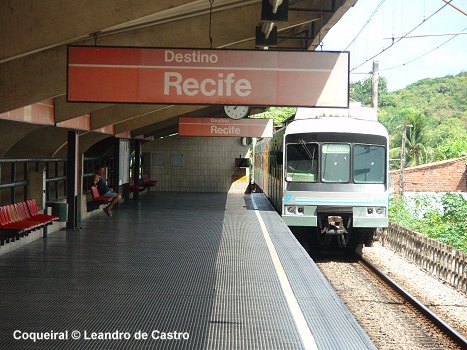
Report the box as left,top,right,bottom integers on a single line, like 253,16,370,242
425,117,467,159
389,193,467,253
349,77,389,107
350,78,372,106
375,72,466,167
385,108,432,168
405,110,431,166
254,107,296,127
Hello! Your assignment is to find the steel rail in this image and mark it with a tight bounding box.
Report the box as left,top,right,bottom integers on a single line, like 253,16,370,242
358,256,467,349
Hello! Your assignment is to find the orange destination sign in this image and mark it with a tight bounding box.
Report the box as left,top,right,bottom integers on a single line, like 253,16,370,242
67,46,349,107
179,117,273,138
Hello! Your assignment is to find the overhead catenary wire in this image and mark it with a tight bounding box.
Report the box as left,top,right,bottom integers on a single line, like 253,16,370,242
384,32,467,39
344,0,386,51
350,0,455,72
380,26,467,72
441,0,467,16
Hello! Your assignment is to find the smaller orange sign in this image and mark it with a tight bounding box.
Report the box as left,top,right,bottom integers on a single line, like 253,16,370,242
179,117,273,138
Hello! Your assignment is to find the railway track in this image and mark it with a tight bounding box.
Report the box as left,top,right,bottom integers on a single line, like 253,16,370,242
312,250,467,350
357,256,467,349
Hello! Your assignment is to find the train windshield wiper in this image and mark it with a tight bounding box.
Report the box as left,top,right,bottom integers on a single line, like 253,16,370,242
299,139,316,178
299,139,312,159
287,140,317,181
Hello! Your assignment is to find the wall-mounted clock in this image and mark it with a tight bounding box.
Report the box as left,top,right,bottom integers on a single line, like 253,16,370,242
224,105,250,119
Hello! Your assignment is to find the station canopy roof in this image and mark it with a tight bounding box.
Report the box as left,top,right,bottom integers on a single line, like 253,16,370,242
0,0,357,157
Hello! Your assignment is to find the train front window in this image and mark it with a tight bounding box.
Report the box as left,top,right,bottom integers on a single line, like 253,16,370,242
321,143,350,183
286,141,318,182
353,145,385,183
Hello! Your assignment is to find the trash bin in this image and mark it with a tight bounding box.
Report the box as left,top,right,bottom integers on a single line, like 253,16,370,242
49,202,68,222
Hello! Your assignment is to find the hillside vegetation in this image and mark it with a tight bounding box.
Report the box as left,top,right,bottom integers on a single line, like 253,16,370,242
352,72,467,252
351,72,467,168
390,193,467,253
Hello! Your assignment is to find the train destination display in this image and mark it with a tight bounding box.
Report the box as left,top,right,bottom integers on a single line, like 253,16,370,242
67,46,349,108
178,117,273,138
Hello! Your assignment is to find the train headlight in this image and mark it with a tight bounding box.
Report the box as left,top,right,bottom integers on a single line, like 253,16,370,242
297,207,304,215
376,207,385,215
367,208,374,215
286,206,296,214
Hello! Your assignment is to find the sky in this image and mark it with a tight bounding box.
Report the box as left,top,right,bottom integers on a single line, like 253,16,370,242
321,0,467,91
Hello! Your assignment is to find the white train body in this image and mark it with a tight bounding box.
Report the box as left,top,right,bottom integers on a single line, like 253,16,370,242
254,107,389,248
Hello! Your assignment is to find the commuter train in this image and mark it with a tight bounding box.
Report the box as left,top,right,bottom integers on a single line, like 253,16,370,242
253,106,389,249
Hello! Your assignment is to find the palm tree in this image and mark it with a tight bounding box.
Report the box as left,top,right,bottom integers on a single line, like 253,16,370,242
405,109,430,166
390,108,431,168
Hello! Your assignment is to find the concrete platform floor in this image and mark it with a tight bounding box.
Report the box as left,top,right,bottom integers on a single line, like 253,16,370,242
0,192,375,350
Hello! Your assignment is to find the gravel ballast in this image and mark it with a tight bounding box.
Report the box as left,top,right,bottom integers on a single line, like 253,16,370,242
362,242,467,337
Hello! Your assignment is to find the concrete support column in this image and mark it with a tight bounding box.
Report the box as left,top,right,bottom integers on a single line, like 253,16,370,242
133,140,141,200
67,131,79,229
113,138,123,203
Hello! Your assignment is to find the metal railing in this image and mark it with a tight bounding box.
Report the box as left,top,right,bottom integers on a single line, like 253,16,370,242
0,158,66,204
0,157,109,205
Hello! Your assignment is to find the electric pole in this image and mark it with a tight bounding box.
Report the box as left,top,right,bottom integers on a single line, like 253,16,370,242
399,122,413,195
371,61,379,109
400,123,407,195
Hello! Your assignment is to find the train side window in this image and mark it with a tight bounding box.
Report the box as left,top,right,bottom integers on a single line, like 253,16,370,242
321,143,350,183
353,145,385,183
285,142,318,182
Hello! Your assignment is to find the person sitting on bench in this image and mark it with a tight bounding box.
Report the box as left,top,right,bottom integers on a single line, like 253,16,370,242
93,165,121,217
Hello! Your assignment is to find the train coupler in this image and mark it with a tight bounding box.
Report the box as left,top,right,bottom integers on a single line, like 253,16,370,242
320,215,350,248
321,216,347,235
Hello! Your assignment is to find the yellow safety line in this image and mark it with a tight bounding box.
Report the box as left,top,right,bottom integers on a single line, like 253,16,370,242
253,200,318,350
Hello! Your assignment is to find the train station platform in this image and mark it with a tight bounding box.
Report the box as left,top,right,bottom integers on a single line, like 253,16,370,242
0,192,375,350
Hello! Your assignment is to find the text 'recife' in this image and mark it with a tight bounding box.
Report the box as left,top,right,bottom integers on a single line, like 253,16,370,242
67,46,349,108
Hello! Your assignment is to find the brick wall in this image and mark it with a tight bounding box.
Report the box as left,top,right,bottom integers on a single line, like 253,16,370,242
391,157,467,194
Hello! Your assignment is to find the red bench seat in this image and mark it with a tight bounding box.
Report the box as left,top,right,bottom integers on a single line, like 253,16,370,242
91,186,113,202
142,174,157,188
0,199,59,245
129,178,145,192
